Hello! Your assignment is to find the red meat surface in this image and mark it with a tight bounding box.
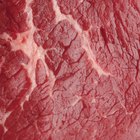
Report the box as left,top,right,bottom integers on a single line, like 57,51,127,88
0,0,140,140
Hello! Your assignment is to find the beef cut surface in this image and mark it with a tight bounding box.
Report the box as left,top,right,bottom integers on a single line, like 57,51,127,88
0,0,140,140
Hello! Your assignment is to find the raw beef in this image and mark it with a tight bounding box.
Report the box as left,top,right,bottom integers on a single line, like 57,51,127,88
0,0,140,140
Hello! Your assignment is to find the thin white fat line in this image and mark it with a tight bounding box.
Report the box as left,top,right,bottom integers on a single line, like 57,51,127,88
52,0,111,77
19,0,37,107
52,0,66,22
0,111,12,133
20,0,57,105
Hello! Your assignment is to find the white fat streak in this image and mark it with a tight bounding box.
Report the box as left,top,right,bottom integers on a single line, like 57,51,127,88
0,32,11,41
0,0,56,109
82,33,111,77
52,0,110,77
52,0,82,32
67,15,82,33
22,0,50,81
79,0,84,3
0,111,11,133
0,56,5,73
48,71,56,98
0,0,38,93
71,96,81,106
20,0,47,103
0,0,49,110
19,0,56,104
17,0,37,101
52,0,66,22
0,0,56,132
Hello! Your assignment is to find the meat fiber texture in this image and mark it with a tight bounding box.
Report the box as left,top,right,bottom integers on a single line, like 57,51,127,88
0,0,140,140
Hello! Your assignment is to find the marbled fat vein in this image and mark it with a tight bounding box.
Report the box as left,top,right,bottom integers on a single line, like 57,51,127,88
52,0,111,77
